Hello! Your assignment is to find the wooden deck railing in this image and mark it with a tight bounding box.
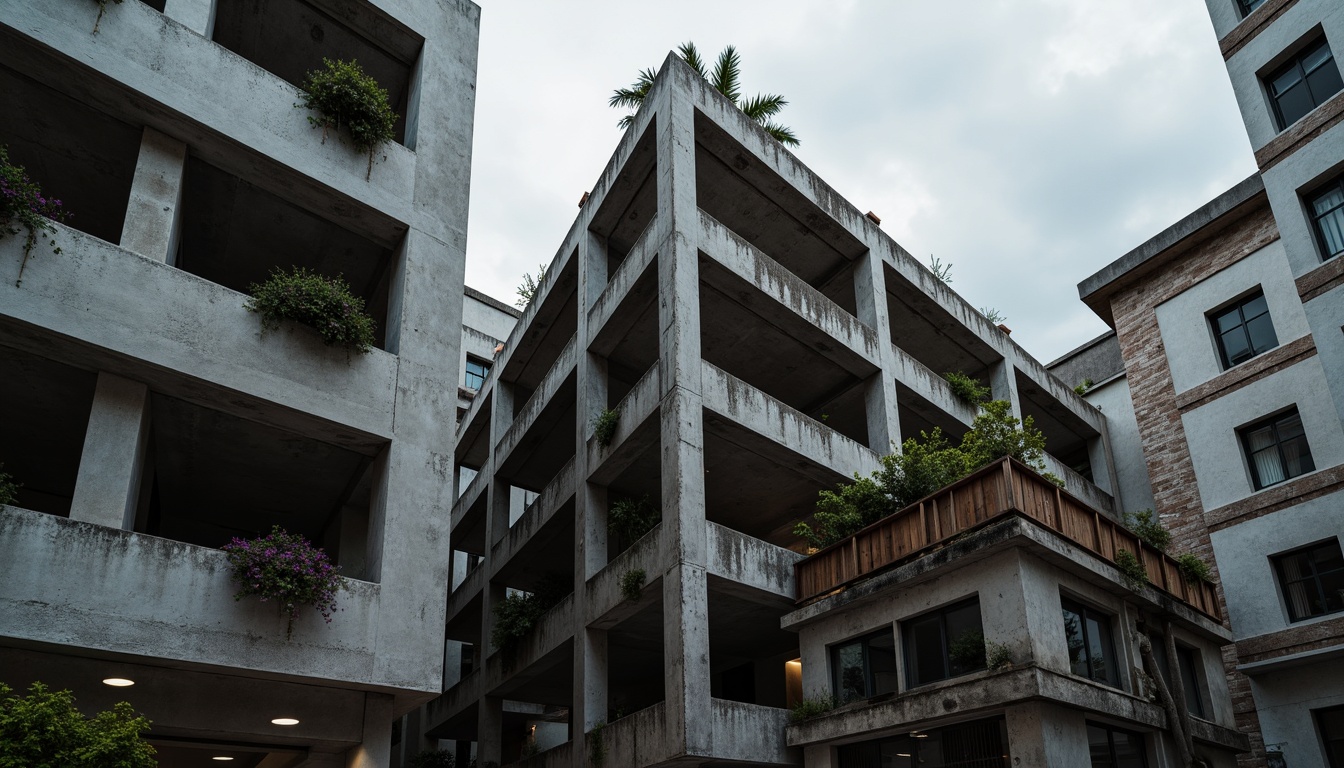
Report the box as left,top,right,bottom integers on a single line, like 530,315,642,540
795,457,1221,621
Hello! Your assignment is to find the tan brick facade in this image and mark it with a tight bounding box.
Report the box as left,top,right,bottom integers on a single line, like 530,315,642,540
1106,197,1281,766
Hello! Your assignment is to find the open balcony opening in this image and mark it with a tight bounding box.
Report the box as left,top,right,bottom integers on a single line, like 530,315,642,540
884,263,1001,386
588,118,658,277
707,579,798,709
1015,369,1099,484
607,594,666,719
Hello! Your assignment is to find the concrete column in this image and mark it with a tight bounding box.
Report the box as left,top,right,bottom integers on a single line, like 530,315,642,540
477,695,503,768
802,744,835,768
345,693,394,768
69,372,150,530
990,359,1023,417
161,0,216,37
582,628,608,729
583,481,609,578
664,561,713,756
488,478,511,546
853,251,901,452
1004,702,1088,767
481,580,506,659
119,128,187,264
653,71,701,398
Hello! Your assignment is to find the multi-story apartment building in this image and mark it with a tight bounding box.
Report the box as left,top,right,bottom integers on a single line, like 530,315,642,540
1065,1,1344,767
0,0,481,765
418,55,1250,768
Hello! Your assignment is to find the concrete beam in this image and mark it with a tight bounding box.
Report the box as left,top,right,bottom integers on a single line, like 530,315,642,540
710,699,797,765
494,334,577,470
586,363,661,485
68,372,150,530
489,457,577,578
587,223,658,357
586,523,671,629
705,522,804,601
890,344,979,428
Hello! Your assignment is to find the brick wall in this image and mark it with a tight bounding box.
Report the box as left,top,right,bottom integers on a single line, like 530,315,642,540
1107,198,1280,767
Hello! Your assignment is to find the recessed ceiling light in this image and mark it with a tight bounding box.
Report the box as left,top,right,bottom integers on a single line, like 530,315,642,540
212,758,235,762
101,678,135,687
271,717,300,726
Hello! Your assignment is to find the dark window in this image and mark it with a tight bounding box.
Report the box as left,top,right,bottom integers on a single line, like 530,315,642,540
1150,636,1207,718
831,629,897,704
902,598,985,688
464,356,490,390
1237,0,1267,17
1210,290,1278,369
1318,704,1344,768
1088,722,1149,768
1268,39,1344,130
1274,539,1344,622
1309,175,1344,261
837,717,1008,768
1062,597,1120,687
1241,409,1315,490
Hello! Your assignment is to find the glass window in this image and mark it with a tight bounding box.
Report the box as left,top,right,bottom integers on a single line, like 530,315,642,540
1309,175,1344,261
1318,704,1344,768
1150,636,1206,718
1241,409,1315,490
1209,290,1278,369
830,629,897,704
464,356,490,390
837,717,1008,768
1062,597,1120,687
1273,539,1344,622
1088,723,1149,768
1267,39,1344,130
902,597,986,688
1237,0,1267,18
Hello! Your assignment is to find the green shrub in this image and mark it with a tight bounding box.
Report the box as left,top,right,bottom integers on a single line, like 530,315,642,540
788,695,836,722
620,569,646,602
1124,509,1171,552
880,428,970,509
1114,548,1147,592
0,681,155,767
1041,472,1066,488
409,750,456,768
2,145,68,287
515,263,548,309
943,371,990,405
298,58,397,178
947,630,987,670
1073,378,1094,396
1176,553,1213,584
794,473,886,550
593,408,619,448
246,267,377,353
609,495,659,544
986,641,1013,670
0,465,19,507
491,582,567,653
961,400,1047,473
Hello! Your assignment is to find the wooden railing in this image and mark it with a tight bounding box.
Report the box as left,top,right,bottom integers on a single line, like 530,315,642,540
795,457,1221,621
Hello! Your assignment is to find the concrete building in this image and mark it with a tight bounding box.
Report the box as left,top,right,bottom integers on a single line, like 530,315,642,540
0,0,481,765
419,54,1248,768
1068,1,1344,766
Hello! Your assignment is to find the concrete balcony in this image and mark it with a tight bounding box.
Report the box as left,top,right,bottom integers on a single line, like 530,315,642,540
794,457,1222,621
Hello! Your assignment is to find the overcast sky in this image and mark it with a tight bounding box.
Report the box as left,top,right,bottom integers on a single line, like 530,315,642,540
462,0,1257,365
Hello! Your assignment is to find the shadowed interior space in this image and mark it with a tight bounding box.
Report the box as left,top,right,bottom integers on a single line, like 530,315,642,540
1015,369,1098,481
885,263,1001,384
897,382,973,445
607,592,666,719
495,372,577,494
499,255,578,396
588,119,658,275
590,254,659,408
708,577,799,709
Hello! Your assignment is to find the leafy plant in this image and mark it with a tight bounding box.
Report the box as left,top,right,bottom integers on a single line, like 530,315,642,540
611,42,798,146
515,263,547,308
491,582,567,654
2,145,68,287
1124,509,1171,552
246,267,377,353
0,464,19,507
0,681,155,767
593,408,619,448
943,371,991,405
608,495,659,544
222,526,344,640
986,641,1013,670
619,569,646,602
1041,472,1066,488
409,750,456,768
960,400,1047,474
1074,378,1095,396
1176,553,1213,584
297,58,398,179
927,254,952,284
1114,548,1148,592
92,0,123,34
980,307,1007,325
794,473,885,550
788,695,836,722
588,721,606,768
948,630,987,671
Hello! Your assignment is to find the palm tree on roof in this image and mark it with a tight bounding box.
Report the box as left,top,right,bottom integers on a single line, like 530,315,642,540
609,42,799,147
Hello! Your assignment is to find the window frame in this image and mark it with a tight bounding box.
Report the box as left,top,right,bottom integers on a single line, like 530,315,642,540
1087,721,1150,768
829,627,897,704
1239,408,1315,491
1061,595,1121,688
1207,288,1278,370
901,596,986,689
1266,37,1344,131
1272,538,1344,622
1150,634,1207,719
1307,173,1344,262
464,355,490,390
1317,703,1344,768
1237,0,1266,18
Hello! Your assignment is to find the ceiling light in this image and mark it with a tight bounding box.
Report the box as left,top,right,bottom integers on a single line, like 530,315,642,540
271,717,300,726
101,678,135,687
212,758,235,762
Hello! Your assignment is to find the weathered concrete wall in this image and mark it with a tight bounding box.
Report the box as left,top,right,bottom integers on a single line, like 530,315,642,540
1081,375,1156,514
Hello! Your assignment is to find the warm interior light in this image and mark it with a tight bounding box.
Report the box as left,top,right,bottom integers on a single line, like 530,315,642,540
910,731,929,738
271,718,300,726
212,758,235,762
101,678,135,687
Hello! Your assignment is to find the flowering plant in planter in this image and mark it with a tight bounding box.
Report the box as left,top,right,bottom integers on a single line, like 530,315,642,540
222,526,344,640
2,145,68,287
